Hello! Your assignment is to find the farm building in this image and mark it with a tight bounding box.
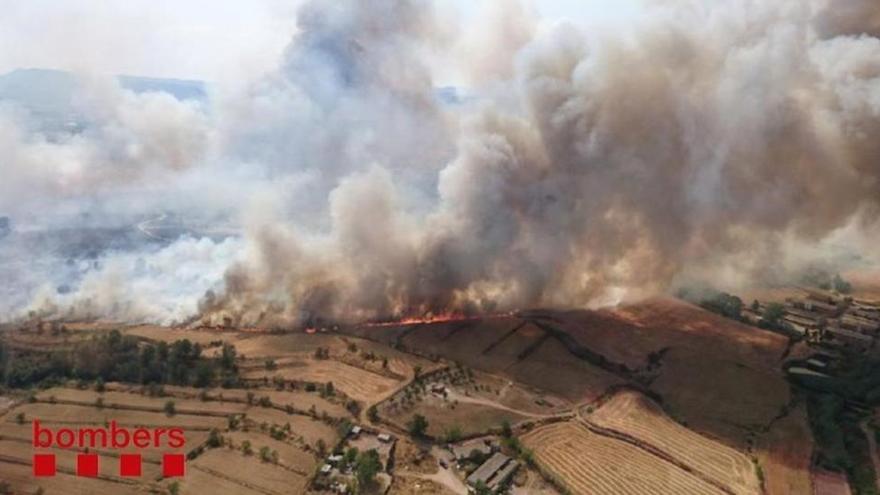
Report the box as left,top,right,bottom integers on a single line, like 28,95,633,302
451,438,495,461
838,315,880,334
466,452,519,491
824,327,874,351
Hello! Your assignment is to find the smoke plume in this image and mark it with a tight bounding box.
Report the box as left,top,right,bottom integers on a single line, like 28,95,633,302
4,0,880,326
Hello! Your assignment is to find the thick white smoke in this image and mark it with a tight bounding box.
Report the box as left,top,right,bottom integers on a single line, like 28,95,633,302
3,0,880,326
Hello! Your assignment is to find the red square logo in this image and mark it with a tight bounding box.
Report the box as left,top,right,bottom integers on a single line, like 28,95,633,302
162,454,185,477
120,454,142,477
33,454,56,477
77,453,99,477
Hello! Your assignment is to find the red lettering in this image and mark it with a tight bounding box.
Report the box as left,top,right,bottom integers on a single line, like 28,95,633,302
32,420,53,448
133,428,151,448
167,428,185,449
111,421,130,448
55,428,74,448
78,427,108,449
153,428,166,447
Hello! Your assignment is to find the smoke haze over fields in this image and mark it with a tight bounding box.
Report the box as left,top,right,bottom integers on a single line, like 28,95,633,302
2,0,880,326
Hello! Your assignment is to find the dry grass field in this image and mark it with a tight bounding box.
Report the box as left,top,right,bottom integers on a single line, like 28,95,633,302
121,325,228,345
0,439,164,480
587,390,760,495
245,359,402,403
34,387,248,415
7,402,226,430
522,421,726,495
0,460,147,495
187,448,309,495
240,407,338,449
756,404,815,495
224,430,317,474
388,398,528,438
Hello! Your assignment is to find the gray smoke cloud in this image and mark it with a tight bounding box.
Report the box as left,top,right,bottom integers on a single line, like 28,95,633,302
4,0,880,326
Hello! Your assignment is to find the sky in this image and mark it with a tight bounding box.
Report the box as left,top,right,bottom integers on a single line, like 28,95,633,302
0,0,646,82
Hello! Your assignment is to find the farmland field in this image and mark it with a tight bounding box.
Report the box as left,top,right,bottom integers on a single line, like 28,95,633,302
6,402,226,430
522,421,726,495
240,407,338,449
245,359,402,402
587,390,760,495
188,448,310,495
387,398,528,438
0,461,146,495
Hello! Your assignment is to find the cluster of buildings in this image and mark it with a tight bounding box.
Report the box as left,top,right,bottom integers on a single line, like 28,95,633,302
318,424,395,494
447,438,520,493
756,289,880,352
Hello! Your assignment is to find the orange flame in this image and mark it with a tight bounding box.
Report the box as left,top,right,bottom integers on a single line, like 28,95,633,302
363,312,479,327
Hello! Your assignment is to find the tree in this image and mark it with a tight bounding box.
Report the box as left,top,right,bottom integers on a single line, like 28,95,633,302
444,425,462,443
345,447,360,466
407,414,429,438
763,303,786,329
356,449,382,488
474,480,491,495
367,405,379,423
501,419,512,438
833,274,852,294
242,440,253,456
316,438,327,458
168,482,180,495
95,377,105,392
207,429,222,448
259,445,271,462
164,400,176,416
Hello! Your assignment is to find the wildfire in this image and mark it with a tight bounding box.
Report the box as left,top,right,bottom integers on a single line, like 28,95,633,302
362,312,482,328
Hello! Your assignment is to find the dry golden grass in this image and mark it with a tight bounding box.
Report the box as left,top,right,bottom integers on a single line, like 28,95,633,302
241,407,338,449
8,402,226,430
588,390,759,495
246,359,401,403
34,387,247,416
386,395,528,438
188,447,309,495
0,460,147,495
224,431,317,474
522,421,725,495
0,439,163,481
121,325,228,345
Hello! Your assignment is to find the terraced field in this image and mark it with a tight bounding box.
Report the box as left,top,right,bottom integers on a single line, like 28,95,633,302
522,421,725,495
187,448,310,495
587,390,760,495
246,359,401,402
0,461,146,495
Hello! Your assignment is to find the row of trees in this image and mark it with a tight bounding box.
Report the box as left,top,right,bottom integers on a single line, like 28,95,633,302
0,330,240,389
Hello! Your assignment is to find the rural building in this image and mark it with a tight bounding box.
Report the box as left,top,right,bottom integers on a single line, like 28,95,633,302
451,438,494,461
349,425,362,437
377,433,392,443
321,464,332,475
824,327,874,351
838,315,880,334
328,454,343,465
466,452,519,491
